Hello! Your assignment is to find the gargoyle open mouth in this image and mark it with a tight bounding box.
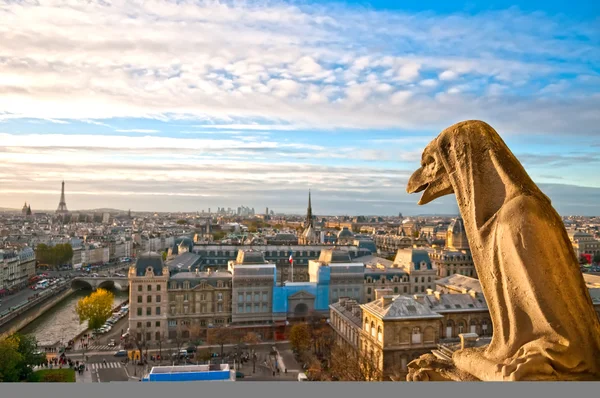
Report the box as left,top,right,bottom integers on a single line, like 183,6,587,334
406,169,453,205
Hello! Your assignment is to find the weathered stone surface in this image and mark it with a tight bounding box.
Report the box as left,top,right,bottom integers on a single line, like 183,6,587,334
405,120,600,381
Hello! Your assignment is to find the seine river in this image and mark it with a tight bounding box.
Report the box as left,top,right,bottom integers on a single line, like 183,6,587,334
20,288,129,346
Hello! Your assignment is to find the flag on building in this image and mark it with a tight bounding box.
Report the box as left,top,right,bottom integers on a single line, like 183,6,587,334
289,252,294,264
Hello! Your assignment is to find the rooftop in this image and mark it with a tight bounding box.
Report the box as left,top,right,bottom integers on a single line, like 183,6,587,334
436,274,483,293
362,294,444,320
317,248,352,263
235,250,268,265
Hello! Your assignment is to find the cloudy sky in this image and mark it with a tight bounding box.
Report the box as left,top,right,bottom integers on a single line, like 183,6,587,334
1,0,599,216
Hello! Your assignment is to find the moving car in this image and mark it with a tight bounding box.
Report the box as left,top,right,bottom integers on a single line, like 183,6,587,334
114,350,127,357
236,371,245,379
108,339,116,347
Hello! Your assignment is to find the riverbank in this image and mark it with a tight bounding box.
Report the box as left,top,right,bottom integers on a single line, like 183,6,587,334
0,286,78,340
72,299,130,346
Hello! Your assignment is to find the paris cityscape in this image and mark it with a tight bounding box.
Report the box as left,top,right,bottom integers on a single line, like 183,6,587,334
1,0,600,386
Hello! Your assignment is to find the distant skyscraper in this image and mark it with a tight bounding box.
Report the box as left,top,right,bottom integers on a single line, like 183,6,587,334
56,181,69,215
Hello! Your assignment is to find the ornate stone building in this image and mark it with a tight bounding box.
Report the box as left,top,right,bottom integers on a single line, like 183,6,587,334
167,269,232,340
363,249,437,302
428,217,476,278
329,288,492,381
128,252,170,344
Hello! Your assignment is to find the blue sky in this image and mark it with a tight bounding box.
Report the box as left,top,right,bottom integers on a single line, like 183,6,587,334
0,0,599,215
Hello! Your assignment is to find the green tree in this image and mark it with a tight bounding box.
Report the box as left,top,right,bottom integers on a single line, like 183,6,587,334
289,324,312,354
75,288,115,331
14,334,46,381
162,251,168,261
0,336,23,382
593,253,600,264
176,219,187,225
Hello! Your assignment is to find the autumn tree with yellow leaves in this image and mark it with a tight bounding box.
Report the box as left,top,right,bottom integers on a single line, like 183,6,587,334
75,288,115,330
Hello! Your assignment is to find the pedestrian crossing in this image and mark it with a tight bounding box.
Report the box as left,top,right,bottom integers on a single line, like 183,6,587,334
84,344,115,351
33,361,123,371
89,362,123,369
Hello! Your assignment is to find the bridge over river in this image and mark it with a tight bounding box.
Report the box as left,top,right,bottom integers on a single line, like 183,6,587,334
71,276,129,291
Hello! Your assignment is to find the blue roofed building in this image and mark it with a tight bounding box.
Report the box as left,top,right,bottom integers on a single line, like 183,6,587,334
142,364,235,382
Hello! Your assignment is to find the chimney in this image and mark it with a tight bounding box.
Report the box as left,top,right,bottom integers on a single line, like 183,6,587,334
382,296,394,307
434,291,442,300
374,288,393,301
339,297,347,307
469,290,478,299
352,305,361,317
426,288,434,295
195,268,199,276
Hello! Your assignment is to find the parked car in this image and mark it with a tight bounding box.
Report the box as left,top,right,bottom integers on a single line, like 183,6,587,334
186,346,197,353
236,371,245,379
114,350,127,357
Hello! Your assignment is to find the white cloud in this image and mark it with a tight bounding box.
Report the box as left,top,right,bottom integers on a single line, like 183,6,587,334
395,63,421,82
419,79,438,87
115,129,160,133
439,70,458,81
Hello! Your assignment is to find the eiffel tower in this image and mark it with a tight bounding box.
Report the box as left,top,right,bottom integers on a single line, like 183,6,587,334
56,181,69,215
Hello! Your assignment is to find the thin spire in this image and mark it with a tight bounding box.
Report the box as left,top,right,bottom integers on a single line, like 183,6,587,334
306,189,313,227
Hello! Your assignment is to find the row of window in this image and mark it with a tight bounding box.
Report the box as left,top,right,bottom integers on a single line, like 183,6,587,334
137,284,162,292
170,303,224,314
238,292,268,302
237,303,269,313
178,293,224,301
137,307,161,316
169,281,228,289
137,295,161,303
365,276,433,284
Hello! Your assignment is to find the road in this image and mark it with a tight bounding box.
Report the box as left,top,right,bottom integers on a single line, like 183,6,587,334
66,341,298,382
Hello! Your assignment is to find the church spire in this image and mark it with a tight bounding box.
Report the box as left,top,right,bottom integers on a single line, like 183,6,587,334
306,189,313,227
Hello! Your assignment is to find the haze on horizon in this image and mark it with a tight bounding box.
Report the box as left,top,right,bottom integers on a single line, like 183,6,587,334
1,1,599,216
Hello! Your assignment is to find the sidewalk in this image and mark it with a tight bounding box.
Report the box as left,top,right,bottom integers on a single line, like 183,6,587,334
76,368,94,383
70,340,291,356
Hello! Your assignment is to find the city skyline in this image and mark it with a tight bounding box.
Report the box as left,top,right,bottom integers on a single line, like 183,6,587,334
1,1,599,215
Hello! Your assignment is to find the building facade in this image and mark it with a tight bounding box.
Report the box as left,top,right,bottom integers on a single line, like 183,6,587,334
128,252,170,345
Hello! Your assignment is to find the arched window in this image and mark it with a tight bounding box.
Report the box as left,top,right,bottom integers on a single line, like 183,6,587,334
446,320,454,338
377,326,382,343
371,322,376,337
364,318,370,332
411,327,422,344
470,319,477,334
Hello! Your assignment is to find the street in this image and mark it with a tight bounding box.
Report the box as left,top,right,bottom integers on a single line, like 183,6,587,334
63,341,301,383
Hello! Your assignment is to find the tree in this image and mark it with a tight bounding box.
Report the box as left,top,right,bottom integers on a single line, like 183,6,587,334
208,325,235,358
162,251,168,261
242,332,261,373
176,219,188,225
35,243,74,268
580,253,592,264
289,324,311,354
75,288,115,331
0,336,23,382
328,344,383,381
0,334,45,382
594,253,600,264
14,334,46,381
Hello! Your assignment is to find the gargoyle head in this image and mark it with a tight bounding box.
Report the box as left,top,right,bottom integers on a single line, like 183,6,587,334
406,139,453,205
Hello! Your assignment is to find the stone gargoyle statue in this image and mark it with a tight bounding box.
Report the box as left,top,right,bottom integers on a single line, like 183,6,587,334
405,120,600,381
